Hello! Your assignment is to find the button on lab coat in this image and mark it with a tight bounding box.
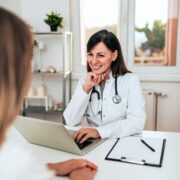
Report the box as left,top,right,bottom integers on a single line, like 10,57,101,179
64,72,146,138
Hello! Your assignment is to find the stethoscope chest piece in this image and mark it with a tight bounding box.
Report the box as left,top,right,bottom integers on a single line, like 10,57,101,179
112,95,121,104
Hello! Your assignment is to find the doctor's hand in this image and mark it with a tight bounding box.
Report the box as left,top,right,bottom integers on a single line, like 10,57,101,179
47,159,97,176
73,128,100,144
83,72,108,93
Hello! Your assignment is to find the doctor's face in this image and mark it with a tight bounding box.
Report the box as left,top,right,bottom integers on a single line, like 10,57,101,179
87,42,117,74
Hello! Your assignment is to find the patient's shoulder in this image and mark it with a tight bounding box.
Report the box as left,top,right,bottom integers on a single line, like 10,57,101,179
0,141,53,179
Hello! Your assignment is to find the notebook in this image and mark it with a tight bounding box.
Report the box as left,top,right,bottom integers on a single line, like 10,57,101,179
105,136,166,167
14,116,105,155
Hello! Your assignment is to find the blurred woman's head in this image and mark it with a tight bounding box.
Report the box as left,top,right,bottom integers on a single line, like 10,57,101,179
87,29,130,77
0,7,33,145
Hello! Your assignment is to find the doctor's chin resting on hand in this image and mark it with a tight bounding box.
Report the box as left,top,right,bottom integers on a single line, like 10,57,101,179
63,29,146,143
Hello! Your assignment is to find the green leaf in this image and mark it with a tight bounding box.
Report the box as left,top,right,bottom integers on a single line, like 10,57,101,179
44,11,64,28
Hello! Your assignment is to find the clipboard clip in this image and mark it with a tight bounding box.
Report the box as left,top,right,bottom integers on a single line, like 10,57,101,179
120,157,146,165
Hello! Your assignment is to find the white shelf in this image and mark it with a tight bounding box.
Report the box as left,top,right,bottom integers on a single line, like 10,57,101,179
33,31,63,35
25,31,73,116
25,96,48,99
33,71,63,75
25,96,48,111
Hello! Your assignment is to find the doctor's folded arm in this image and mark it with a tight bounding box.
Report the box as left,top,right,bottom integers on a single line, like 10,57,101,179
63,30,146,143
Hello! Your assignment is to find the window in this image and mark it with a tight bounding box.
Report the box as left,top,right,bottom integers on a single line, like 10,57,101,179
134,0,178,66
126,0,180,76
80,0,120,65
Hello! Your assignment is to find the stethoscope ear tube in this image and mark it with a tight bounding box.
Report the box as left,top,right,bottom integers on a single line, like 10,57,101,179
115,74,118,96
90,87,100,101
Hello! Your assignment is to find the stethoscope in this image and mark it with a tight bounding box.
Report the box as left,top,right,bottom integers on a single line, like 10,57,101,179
89,75,121,104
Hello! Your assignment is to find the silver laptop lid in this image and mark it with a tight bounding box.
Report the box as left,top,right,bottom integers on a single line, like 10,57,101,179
14,116,82,154
14,116,105,155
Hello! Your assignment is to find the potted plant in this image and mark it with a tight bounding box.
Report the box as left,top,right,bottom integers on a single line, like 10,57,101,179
44,11,63,32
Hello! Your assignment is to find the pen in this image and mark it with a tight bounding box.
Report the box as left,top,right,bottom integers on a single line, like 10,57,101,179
140,139,155,152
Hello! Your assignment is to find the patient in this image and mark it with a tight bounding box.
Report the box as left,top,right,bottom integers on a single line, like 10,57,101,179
0,7,97,180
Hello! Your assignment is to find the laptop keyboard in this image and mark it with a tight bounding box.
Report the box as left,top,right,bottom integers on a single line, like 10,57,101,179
75,140,93,150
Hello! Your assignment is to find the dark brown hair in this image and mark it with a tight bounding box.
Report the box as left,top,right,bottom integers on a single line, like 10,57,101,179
0,7,33,145
87,29,131,77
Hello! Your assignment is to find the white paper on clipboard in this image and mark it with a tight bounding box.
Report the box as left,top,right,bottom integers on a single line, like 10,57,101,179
106,136,165,166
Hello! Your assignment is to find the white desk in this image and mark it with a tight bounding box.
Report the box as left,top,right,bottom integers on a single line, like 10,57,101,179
9,127,180,180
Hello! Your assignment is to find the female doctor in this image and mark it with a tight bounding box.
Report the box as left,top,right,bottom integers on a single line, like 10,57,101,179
63,29,146,143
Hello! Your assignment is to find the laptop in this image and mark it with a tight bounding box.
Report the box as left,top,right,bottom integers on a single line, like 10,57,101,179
14,116,105,155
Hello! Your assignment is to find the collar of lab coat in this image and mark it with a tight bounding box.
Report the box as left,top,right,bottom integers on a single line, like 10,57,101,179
109,71,113,79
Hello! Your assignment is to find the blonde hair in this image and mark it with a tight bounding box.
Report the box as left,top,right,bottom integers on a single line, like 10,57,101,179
0,7,33,145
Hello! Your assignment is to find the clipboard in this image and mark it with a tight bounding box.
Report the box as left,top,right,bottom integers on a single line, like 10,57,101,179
105,136,166,167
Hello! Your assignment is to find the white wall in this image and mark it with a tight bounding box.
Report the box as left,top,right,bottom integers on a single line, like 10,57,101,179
0,0,21,15
21,0,70,31
141,81,180,132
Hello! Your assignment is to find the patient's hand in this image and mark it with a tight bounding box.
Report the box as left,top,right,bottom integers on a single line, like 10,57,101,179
73,128,100,143
70,167,97,180
47,159,97,176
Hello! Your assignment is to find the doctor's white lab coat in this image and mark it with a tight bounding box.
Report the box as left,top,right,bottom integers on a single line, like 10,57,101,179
63,72,146,138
